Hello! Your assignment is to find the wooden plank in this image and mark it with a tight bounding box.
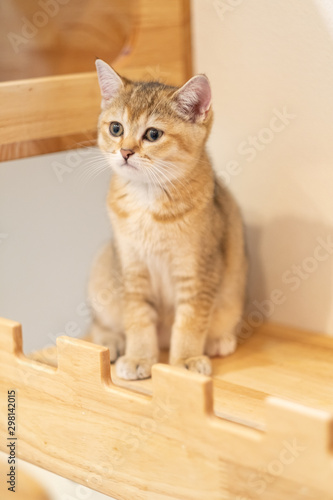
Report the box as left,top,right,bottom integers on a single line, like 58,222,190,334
0,0,136,81
0,73,101,144
1,318,333,499
0,132,97,162
30,322,333,431
212,324,333,417
0,0,192,160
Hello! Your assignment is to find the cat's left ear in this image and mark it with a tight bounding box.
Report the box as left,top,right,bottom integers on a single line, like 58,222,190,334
172,74,212,123
95,59,124,109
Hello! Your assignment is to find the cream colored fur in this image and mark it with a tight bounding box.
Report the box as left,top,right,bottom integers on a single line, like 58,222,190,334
88,60,247,379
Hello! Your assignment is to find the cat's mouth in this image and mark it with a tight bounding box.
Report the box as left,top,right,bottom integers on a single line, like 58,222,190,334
122,160,138,170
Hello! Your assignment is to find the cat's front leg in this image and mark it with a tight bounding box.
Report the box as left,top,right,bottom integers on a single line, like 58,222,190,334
169,274,217,376
115,259,159,380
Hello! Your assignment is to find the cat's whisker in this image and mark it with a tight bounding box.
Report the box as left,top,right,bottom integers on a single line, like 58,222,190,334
67,146,101,161
149,157,188,182
151,161,180,181
76,159,111,184
75,159,109,179
151,164,176,187
152,158,195,187
151,162,192,197
135,158,173,193
136,156,188,198
69,140,97,150
142,166,160,196
147,170,180,201
75,156,109,169
88,167,111,184
80,166,111,186
151,157,190,179
140,159,172,200
148,167,169,196
73,168,100,184
152,154,208,172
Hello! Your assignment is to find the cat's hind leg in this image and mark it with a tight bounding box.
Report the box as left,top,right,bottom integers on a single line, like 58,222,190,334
205,300,243,358
88,242,125,363
90,321,125,363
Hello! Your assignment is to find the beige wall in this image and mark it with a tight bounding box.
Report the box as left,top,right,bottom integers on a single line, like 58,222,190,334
192,0,333,334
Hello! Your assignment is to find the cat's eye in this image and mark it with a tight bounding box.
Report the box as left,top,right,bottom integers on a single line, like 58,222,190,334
109,121,124,137
144,128,163,142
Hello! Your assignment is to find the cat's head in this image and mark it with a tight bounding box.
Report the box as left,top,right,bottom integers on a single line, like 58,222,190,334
95,59,213,185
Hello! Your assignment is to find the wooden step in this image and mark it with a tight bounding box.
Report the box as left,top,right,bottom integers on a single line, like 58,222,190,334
1,318,332,500
30,322,333,431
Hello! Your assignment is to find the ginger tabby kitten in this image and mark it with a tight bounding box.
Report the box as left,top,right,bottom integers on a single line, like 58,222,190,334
88,59,247,380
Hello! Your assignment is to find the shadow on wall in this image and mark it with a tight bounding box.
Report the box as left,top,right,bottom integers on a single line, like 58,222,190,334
193,0,333,333
246,216,333,334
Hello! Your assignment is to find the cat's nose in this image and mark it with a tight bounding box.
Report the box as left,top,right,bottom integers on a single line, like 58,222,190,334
120,148,135,160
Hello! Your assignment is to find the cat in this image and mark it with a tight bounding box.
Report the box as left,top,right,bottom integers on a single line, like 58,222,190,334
88,59,247,380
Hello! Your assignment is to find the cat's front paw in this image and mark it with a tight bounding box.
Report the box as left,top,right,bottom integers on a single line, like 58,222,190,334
175,355,212,376
115,355,157,380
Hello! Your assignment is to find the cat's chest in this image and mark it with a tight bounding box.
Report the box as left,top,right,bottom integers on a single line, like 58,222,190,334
147,253,175,310
110,208,176,307
108,184,187,255
113,207,177,254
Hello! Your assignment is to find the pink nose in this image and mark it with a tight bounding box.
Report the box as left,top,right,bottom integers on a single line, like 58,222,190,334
121,148,135,160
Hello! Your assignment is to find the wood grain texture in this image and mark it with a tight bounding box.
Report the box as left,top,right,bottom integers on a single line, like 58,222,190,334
0,0,136,81
0,132,97,162
0,0,192,161
1,318,333,500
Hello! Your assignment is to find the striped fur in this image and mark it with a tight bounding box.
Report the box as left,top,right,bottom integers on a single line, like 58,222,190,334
88,61,247,380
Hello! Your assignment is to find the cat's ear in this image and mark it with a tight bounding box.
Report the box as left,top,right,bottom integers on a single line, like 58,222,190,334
172,74,212,123
95,59,124,109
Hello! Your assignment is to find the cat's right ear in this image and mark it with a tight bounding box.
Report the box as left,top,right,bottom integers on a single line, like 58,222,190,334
95,59,124,109
172,74,211,123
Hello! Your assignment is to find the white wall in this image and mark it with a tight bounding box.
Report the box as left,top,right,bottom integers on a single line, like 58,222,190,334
0,149,111,353
192,0,333,334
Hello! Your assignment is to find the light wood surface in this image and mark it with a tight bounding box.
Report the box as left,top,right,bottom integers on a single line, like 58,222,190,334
1,317,333,499
0,0,136,81
0,0,192,161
